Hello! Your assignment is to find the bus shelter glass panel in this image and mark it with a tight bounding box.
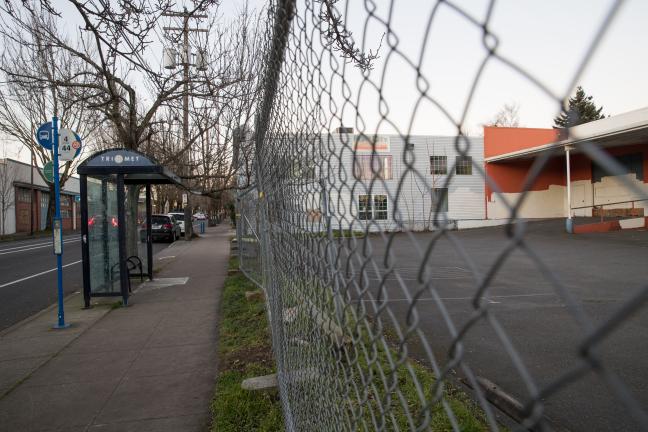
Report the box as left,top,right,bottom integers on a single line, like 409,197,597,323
87,175,121,294
125,184,147,275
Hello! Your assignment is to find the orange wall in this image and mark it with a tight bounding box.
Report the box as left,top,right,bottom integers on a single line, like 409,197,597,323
486,157,565,199
484,127,560,158
485,143,648,200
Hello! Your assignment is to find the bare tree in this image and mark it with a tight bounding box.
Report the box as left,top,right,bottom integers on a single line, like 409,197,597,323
484,103,520,128
315,0,383,71
0,156,17,235
0,12,102,227
1,0,265,249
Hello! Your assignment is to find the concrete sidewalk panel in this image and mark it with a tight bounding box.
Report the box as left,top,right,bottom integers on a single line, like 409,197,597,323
0,334,77,362
0,378,120,431
125,344,216,378
86,414,205,431
89,311,162,332
94,371,215,424
145,322,215,348
64,328,154,355
23,350,139,387
160,306,215,327
0,356,49,396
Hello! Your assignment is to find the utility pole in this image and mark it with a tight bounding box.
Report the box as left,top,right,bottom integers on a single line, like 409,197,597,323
162,8,208,241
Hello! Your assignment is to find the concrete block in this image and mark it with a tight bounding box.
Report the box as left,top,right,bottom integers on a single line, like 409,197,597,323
245,290,265,301
241,373,277,391
620,217,645,229
288,338,310,346
283,307,298,323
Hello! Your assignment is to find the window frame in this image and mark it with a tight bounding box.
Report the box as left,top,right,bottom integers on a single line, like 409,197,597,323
16,187,31,203
430,155,448,175
455,155,473,175
358,194,372,220
431,188,449,213
354,155,393,180
373,194,388,220
358,194,388,221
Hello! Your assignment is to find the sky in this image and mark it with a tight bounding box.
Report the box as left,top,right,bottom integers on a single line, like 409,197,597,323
1,0,647,160
323,0,648,136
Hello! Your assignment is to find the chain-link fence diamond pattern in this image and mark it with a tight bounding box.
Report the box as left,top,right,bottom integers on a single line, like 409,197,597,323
237,1,648,430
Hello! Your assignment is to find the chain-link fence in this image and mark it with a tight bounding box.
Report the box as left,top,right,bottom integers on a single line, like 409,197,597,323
238,1,648,430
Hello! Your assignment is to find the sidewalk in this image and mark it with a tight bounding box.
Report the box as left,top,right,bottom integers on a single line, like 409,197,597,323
0,225,232,432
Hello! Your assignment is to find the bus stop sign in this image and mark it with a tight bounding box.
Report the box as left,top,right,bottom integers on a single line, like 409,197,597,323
36,122,53,150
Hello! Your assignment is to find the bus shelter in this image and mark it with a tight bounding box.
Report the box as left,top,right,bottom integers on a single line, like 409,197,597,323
77,149,187,307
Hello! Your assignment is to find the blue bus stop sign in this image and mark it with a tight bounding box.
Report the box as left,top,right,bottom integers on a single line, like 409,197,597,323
36,122,53,150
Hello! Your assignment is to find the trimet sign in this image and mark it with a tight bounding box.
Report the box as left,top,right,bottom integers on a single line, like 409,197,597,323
99,154,142,164
85,149,156,168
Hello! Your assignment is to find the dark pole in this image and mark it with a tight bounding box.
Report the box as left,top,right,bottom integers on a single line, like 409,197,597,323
80,175,90,308
146,184,153,279
30,148,34,235
116,174,128,305
101,179,109,284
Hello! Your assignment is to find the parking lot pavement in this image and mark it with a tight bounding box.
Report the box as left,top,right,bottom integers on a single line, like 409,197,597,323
340,219,648,431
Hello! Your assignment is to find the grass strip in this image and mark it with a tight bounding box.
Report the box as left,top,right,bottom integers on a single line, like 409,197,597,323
210,257,284,431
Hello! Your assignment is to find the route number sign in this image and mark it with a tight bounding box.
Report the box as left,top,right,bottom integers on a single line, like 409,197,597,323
58,128,82,161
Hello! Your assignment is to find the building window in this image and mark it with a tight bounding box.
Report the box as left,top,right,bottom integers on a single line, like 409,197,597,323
16,188,31,203
358,194,388,221
431,188,448,213
430,156,447,175
40,192,50,207
373,195,388,220
455,156,472,175
358,195,372,220
354,155,393,180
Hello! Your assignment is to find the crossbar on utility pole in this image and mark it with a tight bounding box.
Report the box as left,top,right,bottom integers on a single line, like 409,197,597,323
163,27,208,33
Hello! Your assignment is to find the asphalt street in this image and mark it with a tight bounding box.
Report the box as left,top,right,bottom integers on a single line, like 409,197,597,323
0,234,170,332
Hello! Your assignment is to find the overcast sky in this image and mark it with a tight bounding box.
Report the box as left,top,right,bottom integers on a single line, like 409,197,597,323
2,0,646,160
323,0,648,136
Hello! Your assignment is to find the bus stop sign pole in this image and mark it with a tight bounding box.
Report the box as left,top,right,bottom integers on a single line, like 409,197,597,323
52,116,68,329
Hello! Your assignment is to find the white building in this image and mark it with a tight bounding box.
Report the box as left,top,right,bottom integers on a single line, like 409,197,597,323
322,132,485,231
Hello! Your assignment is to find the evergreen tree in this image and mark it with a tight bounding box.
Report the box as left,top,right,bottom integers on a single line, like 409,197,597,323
553,86,606,128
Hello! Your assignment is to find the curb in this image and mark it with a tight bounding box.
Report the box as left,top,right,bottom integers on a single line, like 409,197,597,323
0,291,82,338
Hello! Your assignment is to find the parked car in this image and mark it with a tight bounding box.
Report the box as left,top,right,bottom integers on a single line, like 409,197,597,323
147,214,181,242
167,212,186,236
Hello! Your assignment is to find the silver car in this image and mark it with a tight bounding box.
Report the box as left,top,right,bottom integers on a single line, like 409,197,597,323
167,212,186,236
